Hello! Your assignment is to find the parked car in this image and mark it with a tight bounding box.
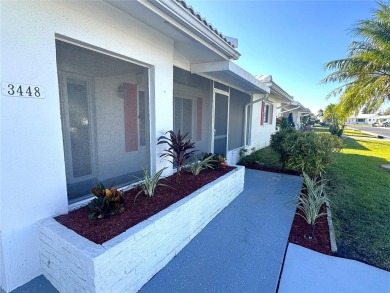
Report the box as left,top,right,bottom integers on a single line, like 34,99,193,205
383,121,390,127
372,122,380,127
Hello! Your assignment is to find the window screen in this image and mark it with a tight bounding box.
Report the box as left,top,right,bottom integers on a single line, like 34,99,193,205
174,97,193,138
56,40,150,202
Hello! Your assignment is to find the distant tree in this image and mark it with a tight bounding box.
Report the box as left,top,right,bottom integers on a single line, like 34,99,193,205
361,105,376,114
317,109,324,118
322,1,390,118
323,104,338,124
384,107,390,115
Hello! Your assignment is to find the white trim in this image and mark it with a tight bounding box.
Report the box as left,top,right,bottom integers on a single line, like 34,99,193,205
213,89,229,156
191,61,270,94
55,34,152,69
58,72,97,185
173,92,197,139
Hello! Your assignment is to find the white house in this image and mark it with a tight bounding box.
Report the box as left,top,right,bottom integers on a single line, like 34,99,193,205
346,113,387,125
0,1,304,291
279,101,311,129
255,75,311,130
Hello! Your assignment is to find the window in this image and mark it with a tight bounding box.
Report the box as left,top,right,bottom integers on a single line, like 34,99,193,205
56,40,150,203
261,102,273,125
357,118,365,122
174,96,194,138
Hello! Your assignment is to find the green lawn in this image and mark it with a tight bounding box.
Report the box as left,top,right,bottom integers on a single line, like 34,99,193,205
324,136,390,271
239,146,282,168
343,128,377,138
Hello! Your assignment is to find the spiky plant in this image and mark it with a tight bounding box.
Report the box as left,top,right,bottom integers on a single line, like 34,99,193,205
189,154,215,176
291,172,330,240
157,130,197,175
135,167,170,199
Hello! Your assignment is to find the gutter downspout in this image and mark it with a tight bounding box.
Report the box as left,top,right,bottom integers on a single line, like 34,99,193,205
243,94,269,147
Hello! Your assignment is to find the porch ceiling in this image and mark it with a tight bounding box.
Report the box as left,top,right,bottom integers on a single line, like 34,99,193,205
191,61,270,94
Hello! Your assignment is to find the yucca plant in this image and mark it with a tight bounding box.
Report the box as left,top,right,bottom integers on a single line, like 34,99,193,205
291,172,330,240
135,167,170,199
157,130,197,175
190,154,215,176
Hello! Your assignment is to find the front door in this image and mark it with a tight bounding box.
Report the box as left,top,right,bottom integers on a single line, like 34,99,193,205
213,91,229,156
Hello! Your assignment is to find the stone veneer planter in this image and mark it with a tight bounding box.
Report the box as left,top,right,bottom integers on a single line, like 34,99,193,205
39,166,245,293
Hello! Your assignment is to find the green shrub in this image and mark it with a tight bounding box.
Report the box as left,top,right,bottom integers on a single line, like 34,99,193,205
329,124,344,137
280,117,292,129
283,131,343,177
270,127,295,167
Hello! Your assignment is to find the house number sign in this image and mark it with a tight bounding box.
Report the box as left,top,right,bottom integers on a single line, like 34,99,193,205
2,82,45,99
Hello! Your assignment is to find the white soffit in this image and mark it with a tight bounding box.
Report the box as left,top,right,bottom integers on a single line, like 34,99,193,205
191,61,270,94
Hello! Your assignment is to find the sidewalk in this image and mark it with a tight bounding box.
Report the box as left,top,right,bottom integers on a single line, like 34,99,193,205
279,243,390,293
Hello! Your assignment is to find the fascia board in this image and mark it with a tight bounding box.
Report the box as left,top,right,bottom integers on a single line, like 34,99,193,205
271,82,293,102
191,61,270,94
150,0,241,60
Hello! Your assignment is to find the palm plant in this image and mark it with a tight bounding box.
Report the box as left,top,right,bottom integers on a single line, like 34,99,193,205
291,172,329,240
322,1,390,118
157,130,196,175
323,103,338,125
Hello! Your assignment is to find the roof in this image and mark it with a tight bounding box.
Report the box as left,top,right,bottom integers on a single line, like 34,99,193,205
255,75,293,103
191,61,270,94
175,0,238,49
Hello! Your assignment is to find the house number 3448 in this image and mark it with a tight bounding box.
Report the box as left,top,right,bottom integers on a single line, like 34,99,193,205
2,82,45,99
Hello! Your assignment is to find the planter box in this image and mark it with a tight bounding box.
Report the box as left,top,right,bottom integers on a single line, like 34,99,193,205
39,166,245,293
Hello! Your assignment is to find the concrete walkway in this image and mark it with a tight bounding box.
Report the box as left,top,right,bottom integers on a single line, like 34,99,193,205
279,243,390,293
140,169,302,292
10,169,390,293
11,169,302,293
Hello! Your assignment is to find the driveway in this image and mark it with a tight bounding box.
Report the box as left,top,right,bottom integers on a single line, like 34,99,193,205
347,125,390,138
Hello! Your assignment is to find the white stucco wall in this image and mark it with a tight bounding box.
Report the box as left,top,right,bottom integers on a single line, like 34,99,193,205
249,95,278,149
1,1,175,291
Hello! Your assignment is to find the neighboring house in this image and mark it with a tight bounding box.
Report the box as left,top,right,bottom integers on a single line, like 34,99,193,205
251,75,294,146
346,114,386,124
0,1,291,291
279,100,311,130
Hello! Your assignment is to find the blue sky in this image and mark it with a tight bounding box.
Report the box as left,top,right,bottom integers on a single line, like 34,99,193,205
186,0,378,114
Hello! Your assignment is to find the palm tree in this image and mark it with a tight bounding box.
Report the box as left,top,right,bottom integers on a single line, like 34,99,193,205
322,1,390,119
323,104,338,124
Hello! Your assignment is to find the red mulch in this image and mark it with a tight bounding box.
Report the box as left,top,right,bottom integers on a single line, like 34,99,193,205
55,166,235,244
244,163,333,255
288,204,333,255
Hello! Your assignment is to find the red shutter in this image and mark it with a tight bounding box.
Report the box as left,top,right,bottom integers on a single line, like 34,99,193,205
196,98,202,141
123,83,138,152
270,104,274,124
260,101,265,125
